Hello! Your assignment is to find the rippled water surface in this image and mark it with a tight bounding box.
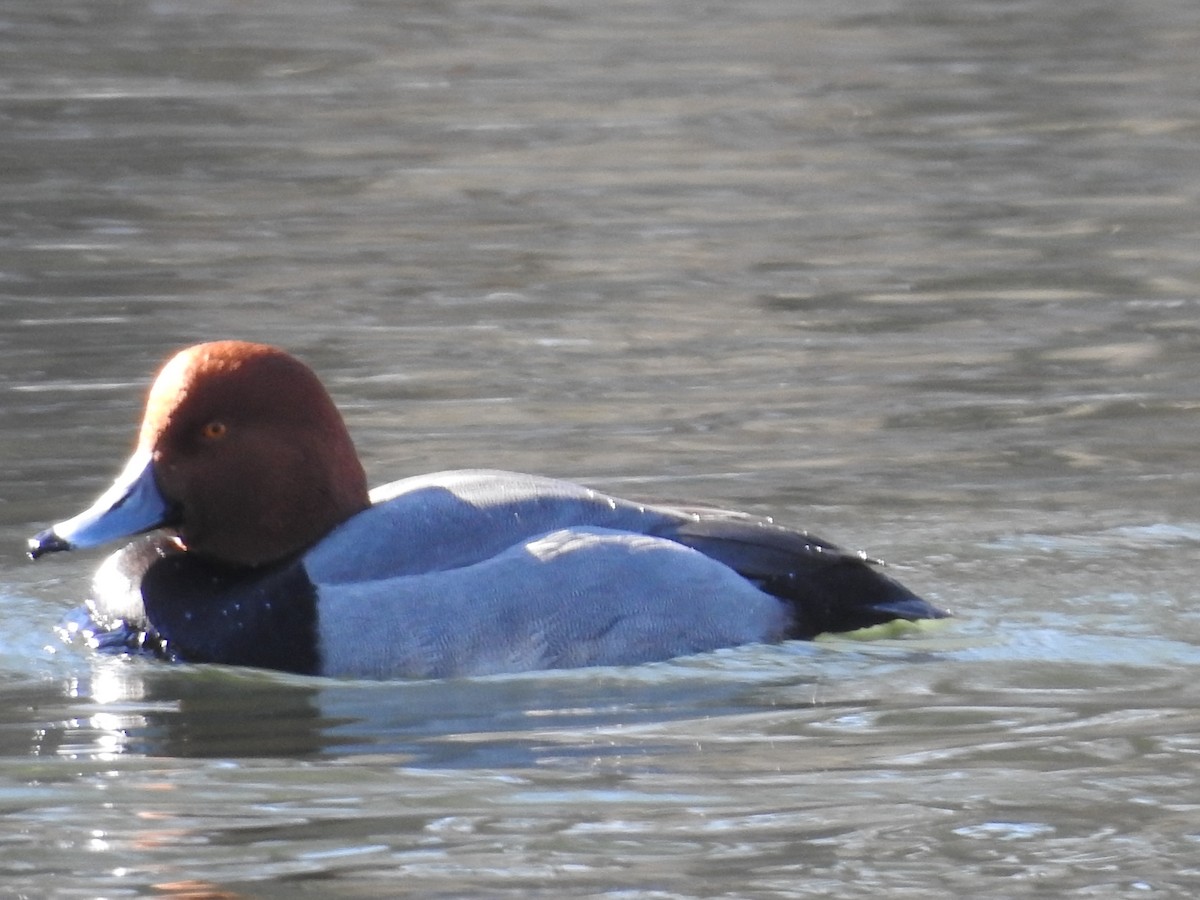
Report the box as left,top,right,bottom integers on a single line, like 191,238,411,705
4,0,1200,896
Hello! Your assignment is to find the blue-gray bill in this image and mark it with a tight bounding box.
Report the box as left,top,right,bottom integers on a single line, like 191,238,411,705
27,450,174,560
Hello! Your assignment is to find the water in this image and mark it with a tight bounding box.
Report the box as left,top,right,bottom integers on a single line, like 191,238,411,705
3,0,1200,895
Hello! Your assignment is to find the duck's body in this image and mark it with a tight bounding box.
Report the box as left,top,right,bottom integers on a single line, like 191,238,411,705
30,342,947,679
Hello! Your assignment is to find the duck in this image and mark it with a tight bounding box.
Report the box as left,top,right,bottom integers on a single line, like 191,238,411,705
28,340,948,679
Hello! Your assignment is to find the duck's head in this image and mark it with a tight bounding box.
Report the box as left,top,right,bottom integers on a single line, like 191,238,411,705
29,341,371,567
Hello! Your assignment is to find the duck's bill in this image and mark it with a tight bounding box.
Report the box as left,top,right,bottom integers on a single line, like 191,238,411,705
28,450,176,560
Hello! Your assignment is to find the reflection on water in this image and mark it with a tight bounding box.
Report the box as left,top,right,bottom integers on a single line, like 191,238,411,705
6,635,1200,897
3,0,1200,896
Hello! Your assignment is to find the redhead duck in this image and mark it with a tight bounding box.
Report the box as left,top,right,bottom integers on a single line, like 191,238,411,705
29,341,947,678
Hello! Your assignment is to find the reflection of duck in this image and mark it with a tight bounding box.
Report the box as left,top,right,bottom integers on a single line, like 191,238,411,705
30,341,947,678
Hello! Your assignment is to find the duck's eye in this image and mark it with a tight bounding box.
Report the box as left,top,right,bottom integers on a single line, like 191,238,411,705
200,421,228,440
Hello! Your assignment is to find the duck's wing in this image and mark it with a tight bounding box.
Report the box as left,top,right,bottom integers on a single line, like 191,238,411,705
319,469,948,638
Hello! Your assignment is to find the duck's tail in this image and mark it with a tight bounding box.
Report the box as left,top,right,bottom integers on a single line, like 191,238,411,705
662,512,950,639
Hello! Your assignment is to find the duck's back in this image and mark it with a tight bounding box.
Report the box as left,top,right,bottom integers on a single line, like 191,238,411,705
305,469,701,582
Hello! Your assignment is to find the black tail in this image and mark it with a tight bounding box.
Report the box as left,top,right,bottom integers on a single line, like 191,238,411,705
659,511,949,639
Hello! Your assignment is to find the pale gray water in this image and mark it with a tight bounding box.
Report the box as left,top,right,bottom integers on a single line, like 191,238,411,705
3,0,1200,896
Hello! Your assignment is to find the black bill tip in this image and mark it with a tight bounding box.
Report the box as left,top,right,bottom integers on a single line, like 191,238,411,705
27,529,72,561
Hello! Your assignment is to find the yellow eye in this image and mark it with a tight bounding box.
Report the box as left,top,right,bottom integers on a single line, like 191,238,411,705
201,421,228,440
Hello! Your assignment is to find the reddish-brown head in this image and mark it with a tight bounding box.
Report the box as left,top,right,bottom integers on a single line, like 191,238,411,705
137,341,370,566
